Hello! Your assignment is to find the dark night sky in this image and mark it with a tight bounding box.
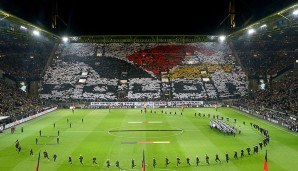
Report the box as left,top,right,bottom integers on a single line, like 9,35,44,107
0,0,297,36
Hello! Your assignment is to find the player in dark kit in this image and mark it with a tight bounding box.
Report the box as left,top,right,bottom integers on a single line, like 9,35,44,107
92,156,97,165
225,152,229,163
68,155,72,164
246,147,251,155
153,157,157,168
44,150,49,159
165,156,170,167
215,153,221,163
254,145,259,154
53,153,57,162
15,139,19,150
196,155,200,166
79,154,83,164
259,141,263,150
30,148,33,156
186,157,191,166
131,159,136,169
106,159,110,168
176,156,181,166
205,154,210,164
241,149,244,158
234,151,238,160
115,160,120,168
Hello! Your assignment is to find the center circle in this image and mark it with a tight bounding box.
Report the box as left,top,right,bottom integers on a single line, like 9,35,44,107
108,125,183,138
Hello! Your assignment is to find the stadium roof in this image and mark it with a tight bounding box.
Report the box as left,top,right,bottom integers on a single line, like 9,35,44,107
0,0,297,36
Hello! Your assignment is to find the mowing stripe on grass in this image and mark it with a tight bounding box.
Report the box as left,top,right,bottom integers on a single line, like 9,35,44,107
128,121,163,124
39,136,58,138
148,121,163,124
109,129,182,132
121,141,137,144
121,141,170,144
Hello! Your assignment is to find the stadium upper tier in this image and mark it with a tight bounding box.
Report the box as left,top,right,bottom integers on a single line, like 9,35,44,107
0,33,55,80
40,42,248,101
231,27,298,78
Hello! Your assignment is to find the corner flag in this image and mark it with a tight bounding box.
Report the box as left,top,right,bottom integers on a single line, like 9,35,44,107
36,151,41,171
142,149,146,171
263,150,268,171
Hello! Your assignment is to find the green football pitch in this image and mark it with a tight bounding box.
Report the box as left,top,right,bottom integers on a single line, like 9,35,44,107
0,107,297,171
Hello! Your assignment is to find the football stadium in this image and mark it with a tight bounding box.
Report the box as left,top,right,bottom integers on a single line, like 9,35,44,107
0,1,297,171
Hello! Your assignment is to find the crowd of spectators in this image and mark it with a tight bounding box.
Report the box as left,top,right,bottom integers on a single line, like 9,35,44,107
229,26,298,131
232,70,298,131
0,33,296,132
0,34,55,80
40,42,248,102
0,79,44,124
232,28,298,78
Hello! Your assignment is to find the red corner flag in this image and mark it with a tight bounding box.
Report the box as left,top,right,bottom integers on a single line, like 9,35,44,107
36,151,41,171
263,150,268,171
142,149,146,171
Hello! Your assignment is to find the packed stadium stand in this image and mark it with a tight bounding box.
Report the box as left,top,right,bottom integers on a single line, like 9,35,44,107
0,29,55,80
232,26,298,78
39,42,248,102
0,2,297,131
228,5,298,131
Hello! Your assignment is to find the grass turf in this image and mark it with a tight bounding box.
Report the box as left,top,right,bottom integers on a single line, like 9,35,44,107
0,107,297,171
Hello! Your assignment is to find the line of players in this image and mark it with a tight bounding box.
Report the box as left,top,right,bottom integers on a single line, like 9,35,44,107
158,143,268,168
14,109,270,169
19,142,268,169
141,109,184,115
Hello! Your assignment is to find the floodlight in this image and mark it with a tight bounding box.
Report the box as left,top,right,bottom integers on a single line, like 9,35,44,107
33,30,40,36
293,9,298,15
218,35,226,41
260,24,267,28
247,29,255,34
62,37,69,42
20,26,27,30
